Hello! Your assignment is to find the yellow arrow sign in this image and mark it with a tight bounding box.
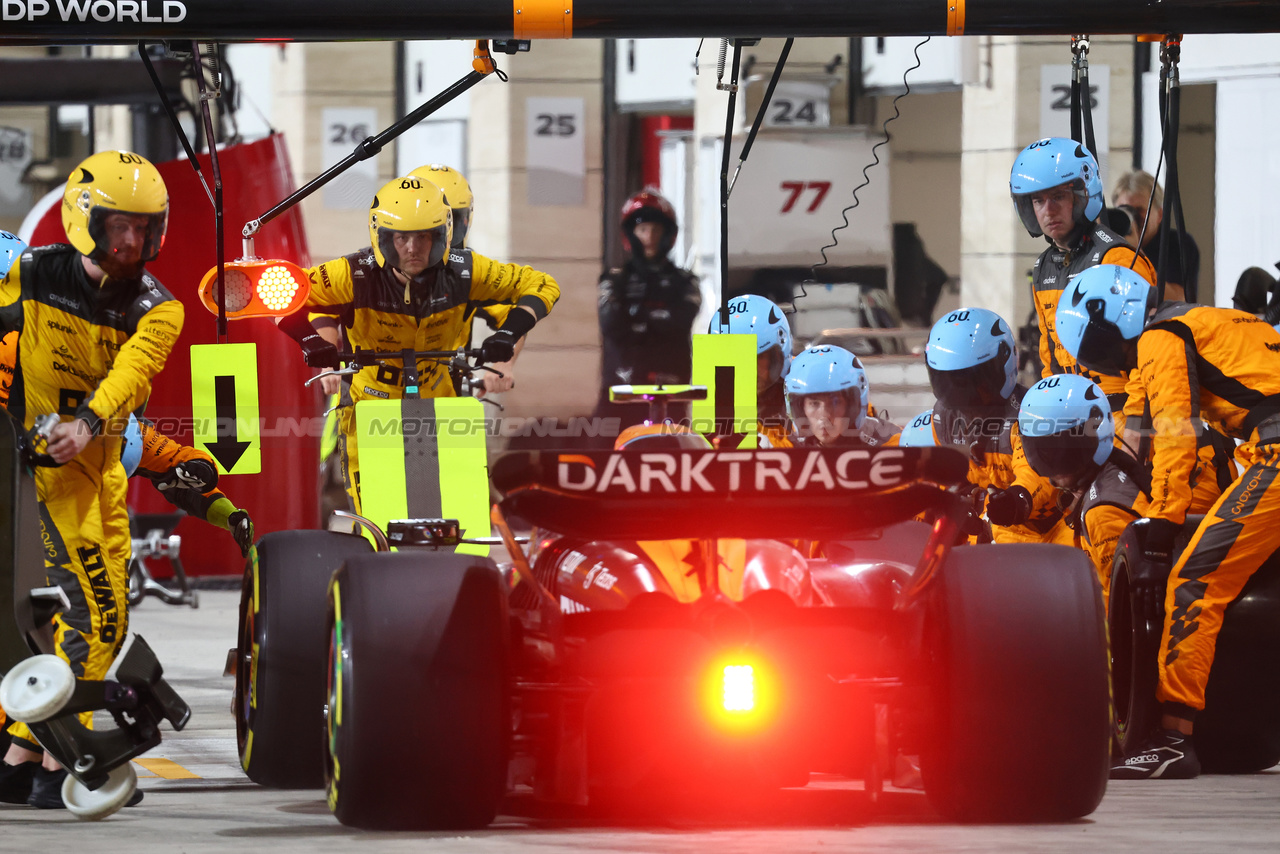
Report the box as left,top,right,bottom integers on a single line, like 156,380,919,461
190,343,261,475
691,333,757,449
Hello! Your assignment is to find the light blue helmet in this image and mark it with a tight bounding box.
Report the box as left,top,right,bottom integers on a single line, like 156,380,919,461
925,307,1017,410
784,345,869,431
708,294,793,389
1009,138,1104,238
1054,264,1155,376
0,231,26,278
898,408,937,448
1018,373,1114,479
121,413,143,477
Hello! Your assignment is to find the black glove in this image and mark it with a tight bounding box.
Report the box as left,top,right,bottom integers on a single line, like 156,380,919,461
299,333,340,369
1142,517,1181,562
228,509,255,558
952,484,988,538
480,329,517,364
1133,518,1181,623
985,485,1033,527
155,458,218,492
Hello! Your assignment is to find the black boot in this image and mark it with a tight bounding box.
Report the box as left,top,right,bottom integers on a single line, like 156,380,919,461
1110,729,1201,780
27,767,67,809
0,761,37,804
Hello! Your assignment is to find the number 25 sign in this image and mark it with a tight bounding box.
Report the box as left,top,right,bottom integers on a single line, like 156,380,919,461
779,181,832,214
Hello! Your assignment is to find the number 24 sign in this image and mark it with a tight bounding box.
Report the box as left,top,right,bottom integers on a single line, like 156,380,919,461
779,181,832,214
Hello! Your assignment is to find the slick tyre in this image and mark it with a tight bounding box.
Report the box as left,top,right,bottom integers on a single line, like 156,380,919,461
921,544,1110,822
1108,532,1162,758
326,552,509,830
1195,557,1280,773
235,530,372,789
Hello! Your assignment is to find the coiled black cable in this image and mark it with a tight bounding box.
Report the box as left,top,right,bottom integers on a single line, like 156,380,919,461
802,36,930,305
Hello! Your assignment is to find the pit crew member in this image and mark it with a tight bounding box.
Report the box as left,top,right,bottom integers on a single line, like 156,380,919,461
1009,139,1155,417
597,189,702,431
410,163,524,393
0,231,26,410
898,409,937,448
1057,262,1280,779
0,150,182,808
707,293,793,446
276,176,559,512
782,345,900,448
1017,373,1152,601
925,307,1072,545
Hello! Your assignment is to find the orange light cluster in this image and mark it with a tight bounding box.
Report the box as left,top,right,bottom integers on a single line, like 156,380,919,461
198,259,310,319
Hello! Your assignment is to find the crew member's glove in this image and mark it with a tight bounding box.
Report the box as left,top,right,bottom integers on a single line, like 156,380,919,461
155,458,218,492
299,333,340,369
957,486,989,538
481,306,538,364
985,485,1033,527
479,329,517,364
1132,517,1181,623
228,509,255,558
1141,517,1181,562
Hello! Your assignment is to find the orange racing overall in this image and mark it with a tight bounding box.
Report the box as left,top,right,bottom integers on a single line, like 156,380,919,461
1123,303,1280,714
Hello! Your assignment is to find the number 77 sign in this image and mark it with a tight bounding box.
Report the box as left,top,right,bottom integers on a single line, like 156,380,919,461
779,180,831,213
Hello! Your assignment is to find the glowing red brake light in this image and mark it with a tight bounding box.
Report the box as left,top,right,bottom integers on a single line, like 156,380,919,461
722,664,755,713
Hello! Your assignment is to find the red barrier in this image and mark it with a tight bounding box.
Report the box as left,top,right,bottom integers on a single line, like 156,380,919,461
27,134,322,576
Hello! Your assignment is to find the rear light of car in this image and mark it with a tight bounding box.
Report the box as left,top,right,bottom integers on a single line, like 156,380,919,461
705,657,777,732
198,259,311,319
722,664,755,713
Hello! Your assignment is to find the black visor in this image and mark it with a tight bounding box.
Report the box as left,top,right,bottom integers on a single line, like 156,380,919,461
451,207,471,249
87,206,167,263
927,347,1011,411
1075,317,1131,377
1021,413,1106,481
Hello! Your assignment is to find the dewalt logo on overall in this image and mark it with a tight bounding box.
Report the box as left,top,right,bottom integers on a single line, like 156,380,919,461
78,544,119,644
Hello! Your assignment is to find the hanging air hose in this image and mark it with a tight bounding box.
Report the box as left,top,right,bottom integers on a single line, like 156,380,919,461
1069,35,1098,161
1156,35,1193,304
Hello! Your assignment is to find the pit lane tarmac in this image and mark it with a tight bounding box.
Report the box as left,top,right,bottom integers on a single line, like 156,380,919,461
3,589,1278,853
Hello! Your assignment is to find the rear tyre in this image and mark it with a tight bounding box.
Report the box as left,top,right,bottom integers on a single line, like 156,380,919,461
235,530,372,788
1108,532,1162,758
921,543,1110,822
1196,557,1280,773
327,552,509,830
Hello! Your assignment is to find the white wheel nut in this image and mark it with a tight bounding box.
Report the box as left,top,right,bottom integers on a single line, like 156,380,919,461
0,654,75,723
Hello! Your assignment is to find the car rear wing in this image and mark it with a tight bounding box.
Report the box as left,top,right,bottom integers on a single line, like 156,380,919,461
492,446,969,541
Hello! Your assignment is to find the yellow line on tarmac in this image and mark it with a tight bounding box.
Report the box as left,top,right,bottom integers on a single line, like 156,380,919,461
132,758,200,779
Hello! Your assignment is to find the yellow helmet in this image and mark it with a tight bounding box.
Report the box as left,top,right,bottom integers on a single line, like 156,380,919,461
368,176,453,271
62,150,168,263
409,164,473,249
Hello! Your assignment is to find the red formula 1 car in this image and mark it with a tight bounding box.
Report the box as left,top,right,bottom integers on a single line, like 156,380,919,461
237,444,1111,830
